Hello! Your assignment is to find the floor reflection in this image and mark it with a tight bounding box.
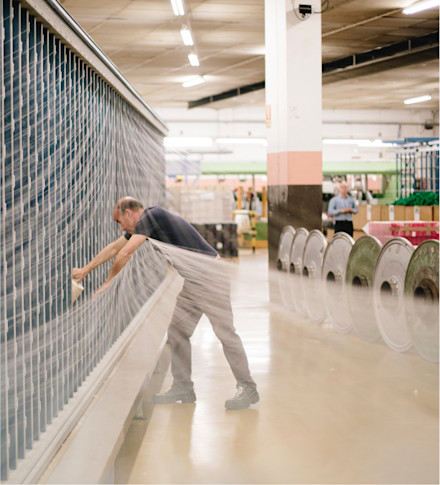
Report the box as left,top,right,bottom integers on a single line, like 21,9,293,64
120,249,438,484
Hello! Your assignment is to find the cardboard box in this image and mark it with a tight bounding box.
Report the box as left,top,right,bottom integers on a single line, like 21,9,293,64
434,206,439,222
404,206,433,221
381,205,406,221
393,206,406,221
353,206,366,230
370,205,382,221
404,206,416,221
353,205,382,230
353,230,366,241
419,206,433,221
326,228,334,241
380,205,390,221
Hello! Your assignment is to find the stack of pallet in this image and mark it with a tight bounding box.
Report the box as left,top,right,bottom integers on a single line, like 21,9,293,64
191,222,239,258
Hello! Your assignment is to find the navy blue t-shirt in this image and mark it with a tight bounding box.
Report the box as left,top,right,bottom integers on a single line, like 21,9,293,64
124,206,218,257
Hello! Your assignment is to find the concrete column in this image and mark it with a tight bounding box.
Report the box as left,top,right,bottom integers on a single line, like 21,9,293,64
265,0,323,266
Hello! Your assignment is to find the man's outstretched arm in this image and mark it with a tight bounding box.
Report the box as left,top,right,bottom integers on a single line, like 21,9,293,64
72,235,129,282
94,234,147,297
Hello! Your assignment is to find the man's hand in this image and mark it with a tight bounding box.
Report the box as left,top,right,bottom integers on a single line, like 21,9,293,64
92,280,113,302
91,234,146,302
72,267,88,282
72,236,129,283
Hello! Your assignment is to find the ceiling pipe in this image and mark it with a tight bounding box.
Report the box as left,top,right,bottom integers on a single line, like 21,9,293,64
322,8,403,38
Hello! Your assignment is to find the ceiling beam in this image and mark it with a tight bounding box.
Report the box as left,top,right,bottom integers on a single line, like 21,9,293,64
188,31,438,109
188,81,265,109
323,31,439,78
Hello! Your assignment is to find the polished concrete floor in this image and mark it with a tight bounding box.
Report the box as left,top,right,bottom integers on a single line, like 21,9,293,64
116,249,439,484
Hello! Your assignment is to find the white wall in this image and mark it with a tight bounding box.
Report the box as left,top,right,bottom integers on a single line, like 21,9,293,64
156,106,439,165
322,108,439,162
157,106,267,165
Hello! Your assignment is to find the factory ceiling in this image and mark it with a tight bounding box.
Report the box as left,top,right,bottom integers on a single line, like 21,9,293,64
58,0,439,111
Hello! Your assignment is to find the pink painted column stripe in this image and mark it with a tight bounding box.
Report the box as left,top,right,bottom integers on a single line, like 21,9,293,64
267,151,322,186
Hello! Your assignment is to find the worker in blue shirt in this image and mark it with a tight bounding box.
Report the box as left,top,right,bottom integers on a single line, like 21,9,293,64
327,181,358,237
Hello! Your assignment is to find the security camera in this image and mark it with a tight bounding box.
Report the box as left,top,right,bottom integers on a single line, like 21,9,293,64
298,4,312,15
287,1,312,23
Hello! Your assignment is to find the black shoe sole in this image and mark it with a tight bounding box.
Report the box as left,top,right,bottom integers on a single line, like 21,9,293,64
225,393,259,410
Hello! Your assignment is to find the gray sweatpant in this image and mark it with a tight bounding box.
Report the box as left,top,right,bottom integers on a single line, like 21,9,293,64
167,260,255,390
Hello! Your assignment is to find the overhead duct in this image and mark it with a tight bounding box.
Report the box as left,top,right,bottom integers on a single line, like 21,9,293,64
187,31,438,108
322,31,439,83
188,81,265,109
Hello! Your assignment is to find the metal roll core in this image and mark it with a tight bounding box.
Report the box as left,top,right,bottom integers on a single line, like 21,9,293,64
322,232,355,333
277,226,296,271
372,237,415,352
346,235,383,342
288,227,309,316
404,239,439,363
302,229,328,323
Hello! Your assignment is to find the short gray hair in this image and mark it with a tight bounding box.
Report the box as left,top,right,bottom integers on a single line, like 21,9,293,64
117,197,144,214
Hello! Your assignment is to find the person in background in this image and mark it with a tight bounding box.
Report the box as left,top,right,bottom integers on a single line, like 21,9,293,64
327,181,358,237
232,188,238,210
72,197,259,410
246,187,255,211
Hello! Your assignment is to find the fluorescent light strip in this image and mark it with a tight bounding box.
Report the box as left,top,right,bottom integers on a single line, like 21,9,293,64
164,137,212,147
404,94,432,104
180,28,193,46
188,54,199,66
403,0,440,14
359,139,396,147
182,76,205,88
323,139,369,145
216,138,268,146
323,139,395,147
170,0,184,16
